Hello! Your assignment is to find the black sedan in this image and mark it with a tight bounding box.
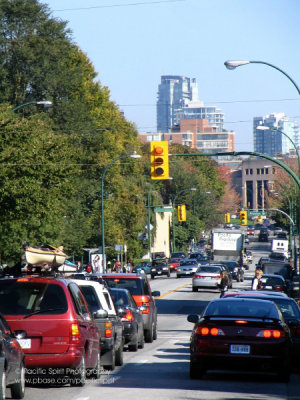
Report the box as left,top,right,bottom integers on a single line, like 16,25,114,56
0,313,26,399
221,261,244,282
260,274,291,296
150,259,170,279
187,298,291,381
109,288,144,352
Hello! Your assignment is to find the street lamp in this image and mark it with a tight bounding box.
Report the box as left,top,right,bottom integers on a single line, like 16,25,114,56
224,59,300,272
172,188,197,252
11,100,52,112
147,177,173,259
101,151,141,271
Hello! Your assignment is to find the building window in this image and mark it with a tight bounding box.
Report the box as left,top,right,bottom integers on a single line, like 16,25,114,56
261,168,264,174
265,168,269,174
250,169,253,175
246,169,249,175
257,168,260,175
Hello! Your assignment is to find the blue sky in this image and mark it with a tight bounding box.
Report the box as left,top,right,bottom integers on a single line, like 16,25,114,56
45,0,300,151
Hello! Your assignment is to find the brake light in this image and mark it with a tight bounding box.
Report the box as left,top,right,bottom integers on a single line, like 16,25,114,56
105,321,113,338
70,323,81,343
113,279,120,282
195,326,225,336
256,329,284,338
275,286,284,291
17,278,29,282
235,320,248,324
121,309,134,322
215,275,221,279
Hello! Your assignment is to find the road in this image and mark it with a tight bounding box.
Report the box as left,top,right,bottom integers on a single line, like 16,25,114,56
18,237,300,400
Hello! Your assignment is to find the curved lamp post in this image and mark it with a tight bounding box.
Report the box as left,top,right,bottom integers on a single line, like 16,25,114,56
147,177,173,259
224,59,300,272
101,152,141,270
11,100,52,113
172,188,197,252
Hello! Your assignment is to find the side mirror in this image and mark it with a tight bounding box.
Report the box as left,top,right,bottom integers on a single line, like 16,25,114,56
187,314,199,323
14,330,27,340
93,309,108,319
152,291,160,297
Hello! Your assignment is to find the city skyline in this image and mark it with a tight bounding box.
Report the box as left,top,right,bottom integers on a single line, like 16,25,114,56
46,0,300,152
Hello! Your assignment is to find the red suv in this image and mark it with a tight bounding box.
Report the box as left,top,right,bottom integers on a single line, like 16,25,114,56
0,276,101,386
101,273,160,343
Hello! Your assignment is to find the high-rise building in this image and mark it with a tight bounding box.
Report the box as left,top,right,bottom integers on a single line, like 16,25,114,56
254,113,299,156
156,75,198,132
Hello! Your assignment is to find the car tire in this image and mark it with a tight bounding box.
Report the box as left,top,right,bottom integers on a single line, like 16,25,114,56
128,335,138,352
151,274,155,280
0,368,5,400
167,271,170,278
145,322,154,343
241,275,244,282
189,361,205,379
115,341,124,366
88,350,101,379
11,361,25,399
104,349,116,371
138,327,145,349
153,320,157,340
70,352,86,387
177,275,181,278
192,287,198,292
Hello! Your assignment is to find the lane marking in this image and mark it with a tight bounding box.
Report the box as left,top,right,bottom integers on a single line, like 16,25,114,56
155,283,190,299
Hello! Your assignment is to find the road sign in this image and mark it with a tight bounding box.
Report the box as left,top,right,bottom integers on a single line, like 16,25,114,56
248,211,267,217
144,224,153,231
154,207,173,213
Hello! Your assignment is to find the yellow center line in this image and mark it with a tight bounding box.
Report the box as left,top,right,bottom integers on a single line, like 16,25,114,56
154,283,191,299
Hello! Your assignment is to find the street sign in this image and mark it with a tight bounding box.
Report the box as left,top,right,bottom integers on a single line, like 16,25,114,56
144,224,153,231
114,244,122,252
154,207,173,213
248,211,267,217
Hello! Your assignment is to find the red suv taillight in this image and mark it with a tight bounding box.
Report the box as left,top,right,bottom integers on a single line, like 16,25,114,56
121,309,134,322
105,321,113,338
70,323,81,343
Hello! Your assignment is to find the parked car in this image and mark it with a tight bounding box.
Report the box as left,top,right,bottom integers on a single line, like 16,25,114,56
176,259,200,278
0,313,26,399
0,276,101,386
187,298,291,381
132,261,152,275
100,273,160,343
150,258,170,279
109,288,144,351
73,279,124,370
192,265,224,292
168,258,181,272
221,260,244,282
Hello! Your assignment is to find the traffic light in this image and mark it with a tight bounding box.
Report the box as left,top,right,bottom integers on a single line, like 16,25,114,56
240,210,247,226
257,215,263,223
150,141,169,180
224,213,230,223
178,205,186,222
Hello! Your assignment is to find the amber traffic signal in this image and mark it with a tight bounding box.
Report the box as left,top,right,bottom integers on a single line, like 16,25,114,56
178,205,186,222
224,213,230,223
150,141,169,180
240,210,247,226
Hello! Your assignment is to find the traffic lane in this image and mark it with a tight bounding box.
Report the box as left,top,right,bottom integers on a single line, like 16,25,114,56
22,277,299,400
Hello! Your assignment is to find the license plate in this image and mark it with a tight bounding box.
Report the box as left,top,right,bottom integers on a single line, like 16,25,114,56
17,338,31,349
230,344,250,354
157,271,162,274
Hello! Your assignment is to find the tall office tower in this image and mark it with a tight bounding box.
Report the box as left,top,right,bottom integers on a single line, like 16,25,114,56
253,113,299,156
156,75,198,132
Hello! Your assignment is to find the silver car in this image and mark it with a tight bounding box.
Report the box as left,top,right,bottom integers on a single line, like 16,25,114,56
176,259,200,278
192,265,224,291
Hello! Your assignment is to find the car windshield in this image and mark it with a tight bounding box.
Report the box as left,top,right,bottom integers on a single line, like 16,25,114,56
0,280,68,315
103,277,148,295
180,261,198,266
197,266,221,273
205,300,279,319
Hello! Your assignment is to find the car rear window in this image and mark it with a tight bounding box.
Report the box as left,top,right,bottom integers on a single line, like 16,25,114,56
104,277,149,295
0,280,68,315
237,297,300,319
197,266,221,273
79,285,102,312
110,289,129,307
205,300,279,319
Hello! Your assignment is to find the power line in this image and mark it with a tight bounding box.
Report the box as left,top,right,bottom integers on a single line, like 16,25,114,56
53,0,185,12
